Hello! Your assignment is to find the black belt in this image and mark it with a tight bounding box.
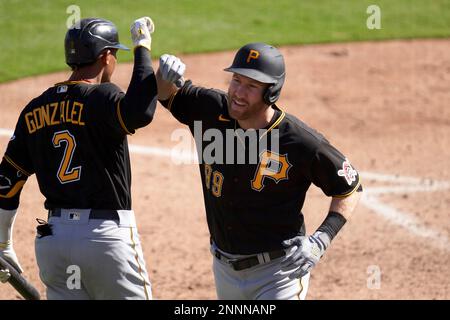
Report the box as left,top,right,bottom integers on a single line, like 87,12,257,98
48,209,120,220
214,249,286,271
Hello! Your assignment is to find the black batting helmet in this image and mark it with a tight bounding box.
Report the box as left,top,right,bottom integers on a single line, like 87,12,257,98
224,43,285,105
65,18,129,68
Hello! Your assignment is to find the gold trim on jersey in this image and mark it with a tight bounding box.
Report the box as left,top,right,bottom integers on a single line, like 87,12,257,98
166,89,179,111
116,100,133,135
0,180,26,199
332,180,361,199
259,111,285,141
129,227,150,300
3,155,31,177
234,109,286,148
54,80,93,86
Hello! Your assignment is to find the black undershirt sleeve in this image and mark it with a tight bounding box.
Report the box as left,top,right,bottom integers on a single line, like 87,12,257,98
119,47,157,131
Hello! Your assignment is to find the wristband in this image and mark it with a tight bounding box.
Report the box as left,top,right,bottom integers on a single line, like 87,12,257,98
316,211,347,241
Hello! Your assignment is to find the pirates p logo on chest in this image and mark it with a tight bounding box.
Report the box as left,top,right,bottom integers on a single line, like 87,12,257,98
251,150,292,191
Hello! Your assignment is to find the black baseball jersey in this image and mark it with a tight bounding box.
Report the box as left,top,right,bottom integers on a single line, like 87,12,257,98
162,83,360,254
2,47,157,211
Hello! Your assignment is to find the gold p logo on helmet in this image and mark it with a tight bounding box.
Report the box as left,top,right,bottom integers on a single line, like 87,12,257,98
246,49,260,63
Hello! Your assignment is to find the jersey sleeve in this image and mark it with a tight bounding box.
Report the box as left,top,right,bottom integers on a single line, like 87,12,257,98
309,141,360,197
0,156,29,210
88,83,133,136
162,82,226,126
1,113,33,210
3,111,35,177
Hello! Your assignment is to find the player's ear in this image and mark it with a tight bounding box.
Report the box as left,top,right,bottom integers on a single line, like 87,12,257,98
99,50,110,66
106,50,112,65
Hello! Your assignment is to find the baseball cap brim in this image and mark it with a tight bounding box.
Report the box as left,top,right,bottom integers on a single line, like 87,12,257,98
111,43,130,51
224,67,277,84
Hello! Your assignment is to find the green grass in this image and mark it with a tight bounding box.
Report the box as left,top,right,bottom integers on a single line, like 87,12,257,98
0,0,449,82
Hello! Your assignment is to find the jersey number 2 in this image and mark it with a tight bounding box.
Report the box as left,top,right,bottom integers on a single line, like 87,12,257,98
52,130,81,184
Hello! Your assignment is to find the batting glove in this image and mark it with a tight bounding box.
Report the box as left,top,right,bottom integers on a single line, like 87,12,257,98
280,231,330,279
0,241,23,274
159,54,186,88
0,209,23,280
131,16,155,51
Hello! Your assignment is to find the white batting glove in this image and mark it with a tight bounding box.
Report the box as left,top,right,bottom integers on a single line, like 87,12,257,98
159,54,186,87
131,17,155,51
280,232,330,279
0,241,24,274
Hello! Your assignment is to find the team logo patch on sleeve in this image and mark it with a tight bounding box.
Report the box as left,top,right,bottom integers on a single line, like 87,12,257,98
337,159,357,185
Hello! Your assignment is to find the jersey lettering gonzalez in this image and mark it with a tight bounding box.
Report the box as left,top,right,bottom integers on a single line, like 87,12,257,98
162,84,361,254
23,97,86,133
4,80,139,210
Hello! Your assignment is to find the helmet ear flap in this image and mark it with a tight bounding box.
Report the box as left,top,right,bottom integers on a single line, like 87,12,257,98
263,85,276,105
263,77,284,105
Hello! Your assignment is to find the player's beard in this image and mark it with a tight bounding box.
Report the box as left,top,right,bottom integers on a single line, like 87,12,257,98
227,94,267,122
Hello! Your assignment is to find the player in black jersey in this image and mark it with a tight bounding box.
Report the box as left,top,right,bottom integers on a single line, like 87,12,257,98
0,17,156,299
157,43,363,299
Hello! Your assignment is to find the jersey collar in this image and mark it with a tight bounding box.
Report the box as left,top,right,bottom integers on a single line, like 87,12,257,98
54,80,94,86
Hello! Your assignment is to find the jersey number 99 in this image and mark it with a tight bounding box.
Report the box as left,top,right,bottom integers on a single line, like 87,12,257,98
52,130,82,184
204,164,223,197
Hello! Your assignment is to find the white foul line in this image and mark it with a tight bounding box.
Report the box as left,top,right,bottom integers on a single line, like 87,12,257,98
361,194,450,252
1,128,449,251
359,171,450,252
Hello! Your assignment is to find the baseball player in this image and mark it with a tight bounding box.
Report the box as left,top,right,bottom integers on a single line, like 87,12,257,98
156,43,363,299
0,17,157,299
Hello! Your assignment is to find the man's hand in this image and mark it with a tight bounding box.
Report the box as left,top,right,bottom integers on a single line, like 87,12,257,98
281,232,330,279
131,17,155,51
0,241,23,276
159,54,186,87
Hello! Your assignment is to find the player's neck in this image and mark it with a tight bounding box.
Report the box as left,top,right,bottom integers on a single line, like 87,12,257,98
68,67,103,84
238,106,275,130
